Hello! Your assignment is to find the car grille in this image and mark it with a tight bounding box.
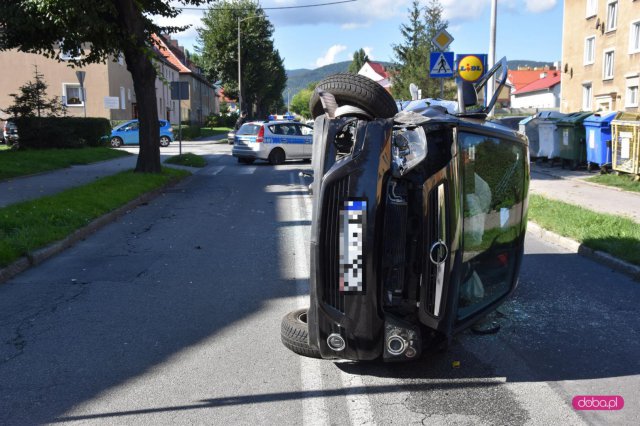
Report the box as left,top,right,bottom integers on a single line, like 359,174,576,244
320,176,350,313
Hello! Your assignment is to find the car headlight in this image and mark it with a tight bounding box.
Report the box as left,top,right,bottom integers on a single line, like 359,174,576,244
391,126,427,177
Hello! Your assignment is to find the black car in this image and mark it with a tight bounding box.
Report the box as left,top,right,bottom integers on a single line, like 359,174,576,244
281,59,530,362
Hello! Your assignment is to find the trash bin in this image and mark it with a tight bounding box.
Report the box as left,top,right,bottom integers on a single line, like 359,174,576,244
584,111,617,171
611,112,640,176
537,111,567,160
518,115,538,159
556,111,593,169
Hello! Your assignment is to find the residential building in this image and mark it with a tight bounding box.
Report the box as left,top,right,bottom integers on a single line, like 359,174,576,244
153,34,219,124
561,0,640,112
510,71,561,109
358,61,392,90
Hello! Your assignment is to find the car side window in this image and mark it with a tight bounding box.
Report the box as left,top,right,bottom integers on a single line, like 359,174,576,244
271,125,284,135
292,125,303,136
300,125,313,136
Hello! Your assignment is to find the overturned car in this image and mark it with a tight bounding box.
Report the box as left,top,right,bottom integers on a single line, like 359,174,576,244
282,59,530,362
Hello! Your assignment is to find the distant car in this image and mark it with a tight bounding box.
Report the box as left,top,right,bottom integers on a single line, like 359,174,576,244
232,120,313,165
2,119,18,146
227,130,235,145
109,119,173,147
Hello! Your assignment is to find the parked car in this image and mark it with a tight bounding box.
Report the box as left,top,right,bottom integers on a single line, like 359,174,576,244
281,61,530,362
227,130,235,145
2,119,18,146
232,120,313,165
109,119,173,147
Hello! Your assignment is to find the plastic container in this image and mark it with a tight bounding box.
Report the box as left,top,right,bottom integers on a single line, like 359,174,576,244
611,112,640,176
518,115,539,158
537,112,567,159
556,112,593,169
583,112,617,171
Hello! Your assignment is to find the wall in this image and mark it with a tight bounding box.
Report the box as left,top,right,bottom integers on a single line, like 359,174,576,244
511,86,560,109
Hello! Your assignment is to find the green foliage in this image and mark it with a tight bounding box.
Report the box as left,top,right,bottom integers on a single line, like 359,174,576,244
172,125,202,140
197,0,287,118
290,88,313,118
3,67,66,118
586,173,640,193
206,112,239,128
348,49,369,73
14,117,111,149
0,147,130,181
0,168,189,267
165,153,207,168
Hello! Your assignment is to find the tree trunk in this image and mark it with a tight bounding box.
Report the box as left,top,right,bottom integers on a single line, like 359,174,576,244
113,0,161,173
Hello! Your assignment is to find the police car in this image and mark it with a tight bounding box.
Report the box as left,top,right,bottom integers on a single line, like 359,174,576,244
232,120,313,165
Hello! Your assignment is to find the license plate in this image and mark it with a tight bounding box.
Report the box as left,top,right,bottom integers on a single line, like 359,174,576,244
339,199,366,293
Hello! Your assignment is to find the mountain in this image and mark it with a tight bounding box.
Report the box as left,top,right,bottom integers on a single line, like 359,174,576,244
507,60,555,70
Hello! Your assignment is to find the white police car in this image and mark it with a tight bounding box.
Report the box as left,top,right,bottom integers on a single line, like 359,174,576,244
232,121,313,165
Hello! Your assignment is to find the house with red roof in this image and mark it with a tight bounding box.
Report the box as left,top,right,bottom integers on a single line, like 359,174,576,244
153,34,219,125
510,70,561,109
358,61,392,90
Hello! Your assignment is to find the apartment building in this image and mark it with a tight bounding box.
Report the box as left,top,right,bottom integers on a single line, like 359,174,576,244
561,0,640,112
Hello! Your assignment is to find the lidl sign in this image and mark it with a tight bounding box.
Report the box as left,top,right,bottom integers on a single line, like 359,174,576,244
456,54,487,83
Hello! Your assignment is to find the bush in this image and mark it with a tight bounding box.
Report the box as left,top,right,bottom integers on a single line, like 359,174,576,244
172,125,201,140
14,117,112,149
205,112,238,128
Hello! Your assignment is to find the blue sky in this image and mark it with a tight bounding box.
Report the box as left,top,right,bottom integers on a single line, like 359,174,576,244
162,0,563,70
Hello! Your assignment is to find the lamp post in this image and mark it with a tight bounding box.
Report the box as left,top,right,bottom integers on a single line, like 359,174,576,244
487,0,498,116
237,15,258,115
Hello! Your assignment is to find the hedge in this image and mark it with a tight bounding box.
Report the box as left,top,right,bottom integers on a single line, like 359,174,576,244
14,117,112,149
172,125,201,140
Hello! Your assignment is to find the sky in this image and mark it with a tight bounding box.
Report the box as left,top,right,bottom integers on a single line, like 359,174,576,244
157,0,564,71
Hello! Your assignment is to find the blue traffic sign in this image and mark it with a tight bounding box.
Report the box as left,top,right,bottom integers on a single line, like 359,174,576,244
429,52,454,78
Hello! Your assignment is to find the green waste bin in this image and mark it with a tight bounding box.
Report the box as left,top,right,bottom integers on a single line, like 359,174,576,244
556,112,593,169
611,112,640,176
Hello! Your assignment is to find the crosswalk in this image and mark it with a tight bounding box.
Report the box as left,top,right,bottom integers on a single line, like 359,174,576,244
199,163,308,176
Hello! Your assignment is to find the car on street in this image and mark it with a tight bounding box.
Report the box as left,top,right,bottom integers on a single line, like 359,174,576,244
227,130,235,145
232,120,313,165
2,119,18,146
109,119,173,147
282,61,530,362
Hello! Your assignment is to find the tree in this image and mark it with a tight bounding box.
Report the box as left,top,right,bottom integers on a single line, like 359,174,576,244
423,0,453,98
348,48,369,73
0,0,211,173
197,0,287,119
391,0,429,100
3,66,66,118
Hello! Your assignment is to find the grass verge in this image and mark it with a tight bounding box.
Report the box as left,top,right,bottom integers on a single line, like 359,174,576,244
165,153,207,168
528,194,640,266
0,168,189,267
200,127,231,138
0,147,131,181
586,173,640,193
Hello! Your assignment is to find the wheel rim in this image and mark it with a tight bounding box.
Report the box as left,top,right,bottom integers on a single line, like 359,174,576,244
160,137,170,147
110,137,121,147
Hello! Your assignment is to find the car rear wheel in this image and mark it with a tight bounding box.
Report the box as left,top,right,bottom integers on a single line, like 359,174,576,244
309,72,398,119
268,148,286,165
110,137,123,148
160,136,171,147
281,309,321,358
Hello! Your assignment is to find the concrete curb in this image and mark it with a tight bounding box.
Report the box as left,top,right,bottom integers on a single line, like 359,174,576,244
528,221,640,281
0,176,190,285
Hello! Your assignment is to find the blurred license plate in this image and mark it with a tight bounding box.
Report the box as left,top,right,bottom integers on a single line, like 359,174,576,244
339,199,366,293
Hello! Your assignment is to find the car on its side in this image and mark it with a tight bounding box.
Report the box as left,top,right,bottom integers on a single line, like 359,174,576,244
232,120,313,165
109,119,173,147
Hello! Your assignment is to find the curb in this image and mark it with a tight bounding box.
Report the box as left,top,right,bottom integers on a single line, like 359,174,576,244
0,175,190,285
527,221,640,282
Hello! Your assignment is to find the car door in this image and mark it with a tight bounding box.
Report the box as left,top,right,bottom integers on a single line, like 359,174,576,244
300,124,314,157
122,121,140,145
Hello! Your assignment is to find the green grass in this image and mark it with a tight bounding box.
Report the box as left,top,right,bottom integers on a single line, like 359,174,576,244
528,194,640,266
586,173,640,193
200,127,231,138
0,144,8,152
0,168,189,267
0,147,131,181
165,153,207,168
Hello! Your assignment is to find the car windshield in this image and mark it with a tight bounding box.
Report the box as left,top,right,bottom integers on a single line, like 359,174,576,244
237,124,262,135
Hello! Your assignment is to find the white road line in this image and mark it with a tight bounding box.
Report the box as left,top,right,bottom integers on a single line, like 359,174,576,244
203,166,225,175
290,173,330,426
236,166,257,175
292,172,376,426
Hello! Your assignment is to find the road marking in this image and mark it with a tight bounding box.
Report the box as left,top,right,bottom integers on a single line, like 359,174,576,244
291,172,376,426
290,173,330,426
236,166,257,175
204,166,225,175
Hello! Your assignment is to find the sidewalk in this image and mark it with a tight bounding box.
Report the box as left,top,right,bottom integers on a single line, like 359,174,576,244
530,163,640,223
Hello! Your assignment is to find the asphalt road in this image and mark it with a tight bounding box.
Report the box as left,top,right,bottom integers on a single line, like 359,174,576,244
0,143,638,425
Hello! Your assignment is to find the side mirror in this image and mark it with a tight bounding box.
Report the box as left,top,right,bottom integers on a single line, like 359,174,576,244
460,82,477,107
457,57,508,117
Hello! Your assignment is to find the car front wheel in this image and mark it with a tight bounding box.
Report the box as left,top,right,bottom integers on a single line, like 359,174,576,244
110,137,123,148
160,136,171,147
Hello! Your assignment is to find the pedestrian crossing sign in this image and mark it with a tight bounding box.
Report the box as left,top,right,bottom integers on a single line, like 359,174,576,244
429,52,454,78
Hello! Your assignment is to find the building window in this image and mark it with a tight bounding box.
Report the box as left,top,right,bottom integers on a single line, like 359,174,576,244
583,83,593,110
63,84,83,106
584,36,596,64
630,21,640,53
586,0,598,18
626,77,639,107
120,87,126,110
118,53,124,66
606,0,618,32
603,49,615,80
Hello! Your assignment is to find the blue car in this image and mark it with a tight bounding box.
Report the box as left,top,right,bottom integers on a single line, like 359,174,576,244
109,119,173,147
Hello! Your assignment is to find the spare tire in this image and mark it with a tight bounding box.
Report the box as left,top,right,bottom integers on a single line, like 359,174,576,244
281,308,321,358
309,72,398,119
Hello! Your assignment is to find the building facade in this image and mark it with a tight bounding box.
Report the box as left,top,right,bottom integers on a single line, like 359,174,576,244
561,0,640,112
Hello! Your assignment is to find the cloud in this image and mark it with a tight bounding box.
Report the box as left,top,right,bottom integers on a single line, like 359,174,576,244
363,46,374,59
315,44,348,67
524,0,556,13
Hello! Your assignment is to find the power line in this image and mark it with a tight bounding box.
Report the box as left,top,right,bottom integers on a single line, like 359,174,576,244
177,0,357,11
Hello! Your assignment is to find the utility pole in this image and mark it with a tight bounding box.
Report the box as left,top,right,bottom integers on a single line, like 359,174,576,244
487,0,497,116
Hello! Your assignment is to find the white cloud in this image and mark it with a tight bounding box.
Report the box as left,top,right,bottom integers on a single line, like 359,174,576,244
315,44,348,67
363,46,374,60
524,0,556,13
341,22,371,30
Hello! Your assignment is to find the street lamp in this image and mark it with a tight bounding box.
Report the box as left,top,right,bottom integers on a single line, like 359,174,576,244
237,15,258,115
487,0,498,116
